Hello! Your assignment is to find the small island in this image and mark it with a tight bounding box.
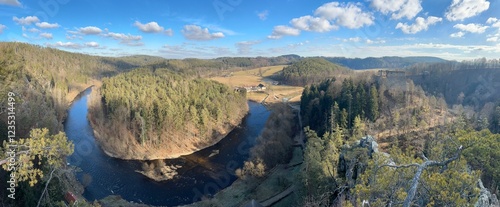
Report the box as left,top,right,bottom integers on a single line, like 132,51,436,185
87,68,248,161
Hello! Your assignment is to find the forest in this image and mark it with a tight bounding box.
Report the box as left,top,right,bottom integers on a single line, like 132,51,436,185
277,58,350,86
88,68,248,160
323,56,447,70
295,61,500,206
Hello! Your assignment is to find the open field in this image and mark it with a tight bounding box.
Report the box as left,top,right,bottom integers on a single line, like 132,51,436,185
210,65,304,103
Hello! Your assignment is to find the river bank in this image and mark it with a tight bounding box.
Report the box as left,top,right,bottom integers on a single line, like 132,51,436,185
87,85,249,161
64,91,270,206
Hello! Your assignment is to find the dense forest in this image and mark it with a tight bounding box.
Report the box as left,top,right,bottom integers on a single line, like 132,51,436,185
0,43,299,206
88,68,248,160
296,64,500,206
324,56,447,69
277,58,350,86
0,42,159,206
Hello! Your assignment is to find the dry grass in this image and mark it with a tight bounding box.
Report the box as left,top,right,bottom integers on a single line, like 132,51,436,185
210,65,304,103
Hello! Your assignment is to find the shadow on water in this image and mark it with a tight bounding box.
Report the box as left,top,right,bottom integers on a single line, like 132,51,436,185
64,88,270,206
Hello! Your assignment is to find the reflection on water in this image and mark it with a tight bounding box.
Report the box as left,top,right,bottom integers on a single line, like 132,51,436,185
64,89,270,206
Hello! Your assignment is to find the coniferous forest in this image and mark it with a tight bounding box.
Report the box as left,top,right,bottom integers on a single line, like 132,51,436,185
296,63,500,206
88,68,248,160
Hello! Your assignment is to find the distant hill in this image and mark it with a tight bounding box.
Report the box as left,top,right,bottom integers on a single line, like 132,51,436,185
322,56,448,69
117,55,166,66
278,57,350,86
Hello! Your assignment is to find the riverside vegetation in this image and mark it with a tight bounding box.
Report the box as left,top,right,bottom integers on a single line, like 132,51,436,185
0,42,297,206
1,42,500,206
87,68,248,160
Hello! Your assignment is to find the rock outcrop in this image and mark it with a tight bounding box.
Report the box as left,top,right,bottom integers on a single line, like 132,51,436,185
475,179,500,207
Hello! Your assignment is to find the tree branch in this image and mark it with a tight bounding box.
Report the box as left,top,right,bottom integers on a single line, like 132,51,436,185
402,147,462,207
37,167,56,207
377,146,462,207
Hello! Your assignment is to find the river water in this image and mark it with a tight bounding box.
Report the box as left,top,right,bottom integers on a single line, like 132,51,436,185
64,89,270,206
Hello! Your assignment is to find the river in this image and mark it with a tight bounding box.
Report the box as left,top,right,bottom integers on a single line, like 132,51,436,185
64,88,270,206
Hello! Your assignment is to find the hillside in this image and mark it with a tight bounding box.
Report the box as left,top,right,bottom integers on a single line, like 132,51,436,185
145,55,302,78
88,68,248,160
0,42,158,207
278,57,350,86
297,72,499,206
323,56,447,69
0,42,152,138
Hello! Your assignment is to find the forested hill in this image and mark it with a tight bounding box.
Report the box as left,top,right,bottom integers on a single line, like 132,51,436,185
323,56,447,69
0,42,153,138
0,42,158,206
298,76,500,206
88,68,248,160
144,55,302,77
278,57,350,86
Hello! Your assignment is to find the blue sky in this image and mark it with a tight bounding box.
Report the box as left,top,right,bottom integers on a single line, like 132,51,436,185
0,0,499,60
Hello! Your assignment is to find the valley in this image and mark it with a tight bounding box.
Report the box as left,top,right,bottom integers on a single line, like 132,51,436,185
0,42,499,207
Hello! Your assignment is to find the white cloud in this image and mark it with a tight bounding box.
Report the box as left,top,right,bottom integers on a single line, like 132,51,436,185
315,2,373,29
164,29,174,36
85,42,100,48
486,17,500,28
396,16,442,34
13,16,40,25
47,41,82,49
453,23,489,33
267,25,300,39
371,0,422,20
179,17,238,36
343,37,362,42
103,32,143,46
35,22,60,29
486,18,500,42
366,39,386,44
133,21,169,33
486,36,498,42
78,26,102,35
66,34,82,40
39,32,53,39
182,25,224,40
257,10,269,20
236,40,261,54
290,15,337,32
0,24,6,34
0,0,21,7
288,40,310,48
450,32,465,38
24,27,40,33
486,17,498,24
445,0,490,21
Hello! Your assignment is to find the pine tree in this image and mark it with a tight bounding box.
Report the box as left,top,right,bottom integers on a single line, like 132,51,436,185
368,86,379,121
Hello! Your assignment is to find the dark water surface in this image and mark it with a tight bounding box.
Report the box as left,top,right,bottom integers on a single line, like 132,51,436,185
64,89,270,206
